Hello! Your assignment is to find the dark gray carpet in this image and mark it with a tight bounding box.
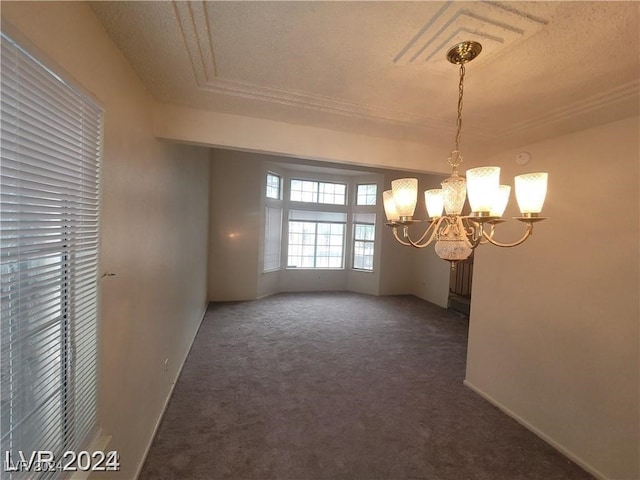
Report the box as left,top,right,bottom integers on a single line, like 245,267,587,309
140,292,594,480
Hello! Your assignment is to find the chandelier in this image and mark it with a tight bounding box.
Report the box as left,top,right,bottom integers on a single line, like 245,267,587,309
383,41,548,267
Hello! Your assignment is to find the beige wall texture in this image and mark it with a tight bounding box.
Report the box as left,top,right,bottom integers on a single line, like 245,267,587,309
208,149,262,300
465,116,640,480
1,3,211,479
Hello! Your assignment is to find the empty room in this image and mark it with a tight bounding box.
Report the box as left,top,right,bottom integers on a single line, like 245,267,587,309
0,2,638,480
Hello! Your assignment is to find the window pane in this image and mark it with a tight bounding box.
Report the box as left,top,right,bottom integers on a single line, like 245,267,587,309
266,173,281,199
353,222,375,271
292,180,346,205
328,256,343,268
289,221,303,233
287,219,344,269
318,181,346,205
330,234,343,246
355,223,375,241
357,184,377,206
290,179,319,203
316,256,329,268
317,223,332,235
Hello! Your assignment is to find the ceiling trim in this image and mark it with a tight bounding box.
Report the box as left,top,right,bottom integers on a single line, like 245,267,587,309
165,0,636,144
494,80,640,139
200,78,450,130
172,0,456,131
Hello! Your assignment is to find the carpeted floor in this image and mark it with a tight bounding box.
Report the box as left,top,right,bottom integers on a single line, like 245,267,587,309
139,292,594,480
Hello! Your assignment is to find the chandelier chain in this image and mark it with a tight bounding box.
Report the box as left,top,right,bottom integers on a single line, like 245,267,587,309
455,63,465,154
448,63,466,170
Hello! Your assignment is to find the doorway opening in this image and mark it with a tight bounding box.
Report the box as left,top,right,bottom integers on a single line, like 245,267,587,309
448,255,473,316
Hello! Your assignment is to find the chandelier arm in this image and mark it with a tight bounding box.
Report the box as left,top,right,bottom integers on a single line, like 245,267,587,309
480,223,496,245
461,217,484,249
413,217,442,244
482,223,534,248
479,234,491,245
404,217,443,248
406,235,436,249
469,231,484,250
392,226,412,246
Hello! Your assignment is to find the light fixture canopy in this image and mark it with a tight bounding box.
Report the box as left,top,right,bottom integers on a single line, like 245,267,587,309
384,41,548,267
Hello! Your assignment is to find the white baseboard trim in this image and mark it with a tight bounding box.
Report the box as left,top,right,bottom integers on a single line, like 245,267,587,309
463,379,609,480
72,430,111,480
133,302,209,480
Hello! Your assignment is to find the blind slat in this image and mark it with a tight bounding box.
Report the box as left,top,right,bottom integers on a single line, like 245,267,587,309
1,31,102,475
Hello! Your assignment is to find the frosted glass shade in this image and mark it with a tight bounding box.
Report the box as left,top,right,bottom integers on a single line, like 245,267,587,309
441,174,466,215
424,189,444,218
434,229,473,261
515,172,548,214
391,178,418,218
466,166,500,213
490,185,511,217
383,190,400,222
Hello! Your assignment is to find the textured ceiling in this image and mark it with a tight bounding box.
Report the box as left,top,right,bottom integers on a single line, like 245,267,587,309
91,1,640,154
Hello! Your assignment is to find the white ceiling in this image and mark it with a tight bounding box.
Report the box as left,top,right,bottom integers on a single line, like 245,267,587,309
91,1,639,155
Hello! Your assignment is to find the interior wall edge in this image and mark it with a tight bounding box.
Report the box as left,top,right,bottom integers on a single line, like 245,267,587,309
463,380,608,480
133,302,209,480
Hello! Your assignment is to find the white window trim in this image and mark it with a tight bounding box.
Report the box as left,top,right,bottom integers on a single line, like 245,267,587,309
352,220,376,272
262,168,382,274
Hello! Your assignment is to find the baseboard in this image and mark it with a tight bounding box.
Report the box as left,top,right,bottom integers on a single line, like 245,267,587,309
75,430,111,480
133,302,209,480
463,379,609,480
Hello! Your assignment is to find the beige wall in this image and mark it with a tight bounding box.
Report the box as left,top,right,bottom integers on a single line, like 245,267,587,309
1,3,211,479
208,149,262,301
465,116,640,480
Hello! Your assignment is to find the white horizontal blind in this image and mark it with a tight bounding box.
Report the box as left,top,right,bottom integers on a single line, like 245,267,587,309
353,213,376,225
289,209,347,223
1,32,102,479
263,206,282,272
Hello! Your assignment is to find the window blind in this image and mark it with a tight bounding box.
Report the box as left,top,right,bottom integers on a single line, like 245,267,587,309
353,213,376,225
289,209,347,223
263,206,282,272
1,32,102,478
